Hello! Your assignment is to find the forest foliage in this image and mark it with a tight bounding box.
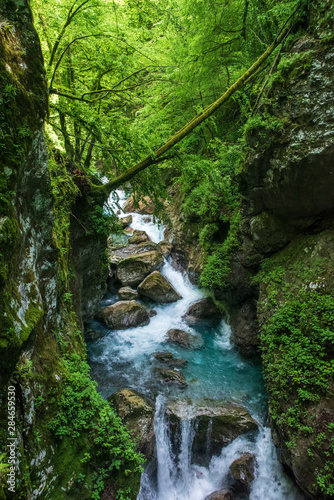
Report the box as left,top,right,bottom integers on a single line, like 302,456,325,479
32,0,307,285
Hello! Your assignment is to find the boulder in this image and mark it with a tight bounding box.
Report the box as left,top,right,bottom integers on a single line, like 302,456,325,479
148,309,157,317
129,229,151,244
155,368,187,388
229,453,256,486
118,286,139,300
123,195,155,214
183,297,222,324
165,400,258,466
166,328,204,349
107,232,129,251
109,389,155,459
120,214,132,228
97,301,150,329
143,216,152,223
117,251,164,287
205,490,234,500
109,241,162,265
153,352,188,368
138,271,182,303
158,240,173,258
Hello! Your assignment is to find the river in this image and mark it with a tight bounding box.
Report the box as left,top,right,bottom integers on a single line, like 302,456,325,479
87,190,304,500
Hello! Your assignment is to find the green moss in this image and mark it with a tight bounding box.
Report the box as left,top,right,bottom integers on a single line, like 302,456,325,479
200,209,241,288
47,352,144,499
256,232,334,495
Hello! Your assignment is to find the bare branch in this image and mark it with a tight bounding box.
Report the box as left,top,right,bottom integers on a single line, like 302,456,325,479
49,0,91,67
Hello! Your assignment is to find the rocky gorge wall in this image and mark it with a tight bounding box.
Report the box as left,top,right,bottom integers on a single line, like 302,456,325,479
164,2,334,497
222,5,334,498
0,2,142,499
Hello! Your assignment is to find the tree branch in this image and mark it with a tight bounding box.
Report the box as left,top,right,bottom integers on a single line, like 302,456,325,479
91,5,301,198
49,0,91,67
49,34,161,91
241,0,249,40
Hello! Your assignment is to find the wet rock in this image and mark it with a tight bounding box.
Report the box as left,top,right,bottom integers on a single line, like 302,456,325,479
109,389,155,459
138,271,182,303
183,297,222,324
148,309,157,317
163,185,205,284
109,241,162,265
155,368,187,388
96,300,150,329
107,232,129,251
153,352,188,368
118,286,139,300
205,490,234,500
229,453,256,485
229,300,260,356
166,329,204,349
129,229,151,244
158,240,173,258
124,195,155,214
84,328,102,341
124,227,134,234
213,251,258,307
120,214,132,228
165,400,258,466
117,251,164,287
143,216,152,223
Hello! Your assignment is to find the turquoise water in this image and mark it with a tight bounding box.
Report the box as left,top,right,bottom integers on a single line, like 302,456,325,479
87,191,303,500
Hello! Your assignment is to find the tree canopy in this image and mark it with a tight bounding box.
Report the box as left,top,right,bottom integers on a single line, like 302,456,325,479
32,0,308,285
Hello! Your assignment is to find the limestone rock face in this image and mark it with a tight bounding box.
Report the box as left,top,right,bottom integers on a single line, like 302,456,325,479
229,453,256,485
123,195,155,214
118,286,139,300
117,251,164,287
165,400,258,466
183,297,222,324
256,231,334,498
239,37,334,256
158,240,173,258
163,185,204,284
128,229,151,244
138,271,182,303
166,328,204,349
229,300,259,356
97,301,150,329
109,389,155,459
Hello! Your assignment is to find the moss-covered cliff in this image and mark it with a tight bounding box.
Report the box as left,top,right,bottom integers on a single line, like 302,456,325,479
0,2,143,499
229,3,334,497
163,1,334,497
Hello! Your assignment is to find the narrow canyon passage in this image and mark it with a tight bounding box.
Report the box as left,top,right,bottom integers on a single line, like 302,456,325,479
87,191,303,500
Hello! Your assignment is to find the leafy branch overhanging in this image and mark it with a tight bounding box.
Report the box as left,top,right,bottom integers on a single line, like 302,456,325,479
92,4,300,199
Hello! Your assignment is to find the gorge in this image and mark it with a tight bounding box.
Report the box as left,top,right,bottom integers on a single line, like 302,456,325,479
0,0,333,499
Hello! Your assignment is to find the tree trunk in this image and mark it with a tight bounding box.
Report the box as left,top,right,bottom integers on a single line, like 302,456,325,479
91,6,300,199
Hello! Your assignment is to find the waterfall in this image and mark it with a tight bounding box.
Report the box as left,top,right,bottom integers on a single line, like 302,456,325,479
87,190,304,500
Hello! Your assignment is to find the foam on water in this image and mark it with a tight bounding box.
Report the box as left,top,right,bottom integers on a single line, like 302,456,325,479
88,191,303,500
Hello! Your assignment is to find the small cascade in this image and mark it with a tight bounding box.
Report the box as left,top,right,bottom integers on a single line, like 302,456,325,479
87,190,304,500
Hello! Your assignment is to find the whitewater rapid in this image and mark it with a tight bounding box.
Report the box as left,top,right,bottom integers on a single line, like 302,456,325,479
87,189,303,500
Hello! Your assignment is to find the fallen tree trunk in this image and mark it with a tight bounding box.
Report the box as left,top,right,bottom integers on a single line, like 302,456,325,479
92,5,300,199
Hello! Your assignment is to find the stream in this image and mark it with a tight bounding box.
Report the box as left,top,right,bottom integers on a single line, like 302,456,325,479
87,190,304,500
